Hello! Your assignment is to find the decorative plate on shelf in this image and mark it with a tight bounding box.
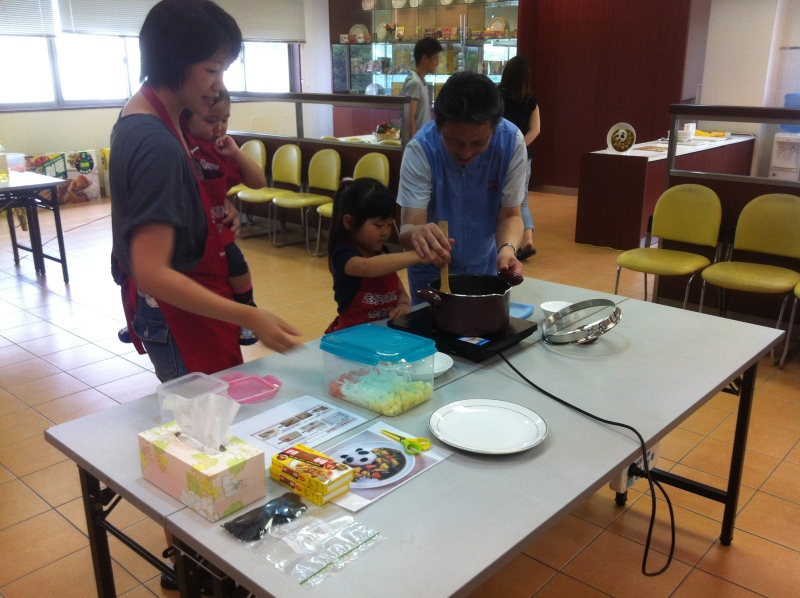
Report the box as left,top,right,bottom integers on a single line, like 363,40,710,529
409,0,421,6
487,16,509,31
606,122,636,153
349,23,370,36
439,0,453,5
361,0,375,10
376,23,390,42
391,0,407,8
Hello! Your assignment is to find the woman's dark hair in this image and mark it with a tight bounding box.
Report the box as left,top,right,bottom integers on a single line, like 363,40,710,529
139,0,242,90
327,178,396,270
498,56,531,104
434,71,504,129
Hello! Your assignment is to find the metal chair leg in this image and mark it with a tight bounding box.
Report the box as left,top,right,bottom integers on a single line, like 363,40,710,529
778,295,798,368
614,266,622,295
643,273,648,302
771,293,790,365
682,273,697,310
699,280,707,314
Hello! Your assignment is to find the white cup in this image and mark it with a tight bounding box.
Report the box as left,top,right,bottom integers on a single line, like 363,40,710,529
683,123,696,134
540,301,572,319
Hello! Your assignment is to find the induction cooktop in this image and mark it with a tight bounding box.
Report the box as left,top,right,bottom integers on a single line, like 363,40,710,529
388,306,537,362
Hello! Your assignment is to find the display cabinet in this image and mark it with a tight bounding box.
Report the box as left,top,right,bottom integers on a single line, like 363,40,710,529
330,0,518,96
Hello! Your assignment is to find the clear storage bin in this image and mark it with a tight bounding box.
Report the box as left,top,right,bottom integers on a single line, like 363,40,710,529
156,372,229,422
320,324,436,416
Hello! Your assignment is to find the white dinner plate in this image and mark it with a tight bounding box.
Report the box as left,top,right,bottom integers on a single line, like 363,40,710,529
433,352,454,378
392,0,407,8
361,0,376,10
439,0,453,5
606,122,636,153
349,24,370,36
410,0,421,6
429,399,547,454
376,23,390,42
335,441,416,488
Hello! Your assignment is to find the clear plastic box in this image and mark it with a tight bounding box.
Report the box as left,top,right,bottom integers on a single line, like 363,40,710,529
320,324,436,416
156,372,229,422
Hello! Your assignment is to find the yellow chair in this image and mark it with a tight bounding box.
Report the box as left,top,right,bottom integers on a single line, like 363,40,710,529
313,202,335,257
269,148,340,249
700,193,800,364
615,184,722,309
778,281,800,367
353,152,390,186
226,140,267,201
312,152,393,258
237,144,301,239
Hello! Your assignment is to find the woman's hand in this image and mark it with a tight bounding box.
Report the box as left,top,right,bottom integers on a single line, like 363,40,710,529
245,308,303,353
223,198,241,236
389,300,412,320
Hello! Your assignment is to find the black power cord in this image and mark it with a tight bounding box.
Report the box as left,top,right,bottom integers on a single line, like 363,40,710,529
497,351,676,576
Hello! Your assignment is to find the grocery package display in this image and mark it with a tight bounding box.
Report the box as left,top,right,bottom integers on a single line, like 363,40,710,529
25,150,101,204
271,444,353,495
321,325,436,416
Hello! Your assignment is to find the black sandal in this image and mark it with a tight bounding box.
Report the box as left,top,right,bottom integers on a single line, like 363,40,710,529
516,247,537,260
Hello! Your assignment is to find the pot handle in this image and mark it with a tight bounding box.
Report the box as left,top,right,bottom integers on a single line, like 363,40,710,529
416,288,442,305
498,270,524,287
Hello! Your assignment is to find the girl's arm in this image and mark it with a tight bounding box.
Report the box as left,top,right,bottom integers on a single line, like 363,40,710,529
389,279,412,319
524,106,541,147
343,249,423,278
130,222,301,352
215,135,266,189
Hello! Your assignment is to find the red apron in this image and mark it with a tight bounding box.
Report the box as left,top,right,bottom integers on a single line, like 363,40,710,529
325,271,400,333
125,85,242,374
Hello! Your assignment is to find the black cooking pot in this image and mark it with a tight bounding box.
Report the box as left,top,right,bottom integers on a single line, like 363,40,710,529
416,271,523,338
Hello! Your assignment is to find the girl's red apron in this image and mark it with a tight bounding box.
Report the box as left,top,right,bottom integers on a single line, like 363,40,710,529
123,85,242,374
325,271,399,333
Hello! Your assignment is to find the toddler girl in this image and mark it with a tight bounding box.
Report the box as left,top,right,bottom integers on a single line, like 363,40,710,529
185,89,266,344
325,178,442,333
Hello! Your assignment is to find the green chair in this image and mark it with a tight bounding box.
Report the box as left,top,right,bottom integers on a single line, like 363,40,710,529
615,184,722,309
226,140,267,202
237,144,301,239
268,148,340,249
700,193,800,365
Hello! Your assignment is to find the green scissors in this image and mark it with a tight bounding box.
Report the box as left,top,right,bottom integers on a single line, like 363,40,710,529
381,430,431,455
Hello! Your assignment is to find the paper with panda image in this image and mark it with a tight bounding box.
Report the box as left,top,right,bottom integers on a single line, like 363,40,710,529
327,422,453,511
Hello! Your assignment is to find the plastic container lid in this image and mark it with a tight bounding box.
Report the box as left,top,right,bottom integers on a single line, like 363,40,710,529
156,372,228,399
320,324,436,365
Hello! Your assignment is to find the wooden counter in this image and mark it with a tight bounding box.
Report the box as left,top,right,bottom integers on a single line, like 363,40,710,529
575,135,755,250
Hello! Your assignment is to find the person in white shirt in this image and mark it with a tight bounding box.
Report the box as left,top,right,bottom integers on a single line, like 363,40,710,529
401,37,444,138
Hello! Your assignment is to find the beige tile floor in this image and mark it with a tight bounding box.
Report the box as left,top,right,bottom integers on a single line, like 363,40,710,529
0,193,798,597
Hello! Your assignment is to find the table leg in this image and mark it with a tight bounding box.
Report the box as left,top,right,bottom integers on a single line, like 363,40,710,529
6,209,20,263
21,203,45,275
48,188,70,282
720,360,757,545
79,467,117,598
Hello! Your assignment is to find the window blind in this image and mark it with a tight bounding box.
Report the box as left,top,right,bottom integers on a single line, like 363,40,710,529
0,0,56,36
53,0,305,42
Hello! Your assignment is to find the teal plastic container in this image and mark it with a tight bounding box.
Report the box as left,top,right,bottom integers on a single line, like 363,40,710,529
320,324,436,416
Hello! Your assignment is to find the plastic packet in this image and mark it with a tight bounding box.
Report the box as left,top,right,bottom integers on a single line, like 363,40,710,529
257,513,384,586
222,492,307,543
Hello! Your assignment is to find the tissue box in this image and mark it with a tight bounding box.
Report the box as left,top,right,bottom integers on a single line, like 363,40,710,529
156,372,229,423
138,421,266,522
320,324,435,416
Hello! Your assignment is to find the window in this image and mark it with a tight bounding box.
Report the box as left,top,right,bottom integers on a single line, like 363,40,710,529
56,34,131,102
0,36,54,104
226,42,292,93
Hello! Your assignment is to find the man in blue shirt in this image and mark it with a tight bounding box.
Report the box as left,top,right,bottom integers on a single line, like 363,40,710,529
397,71,526,302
